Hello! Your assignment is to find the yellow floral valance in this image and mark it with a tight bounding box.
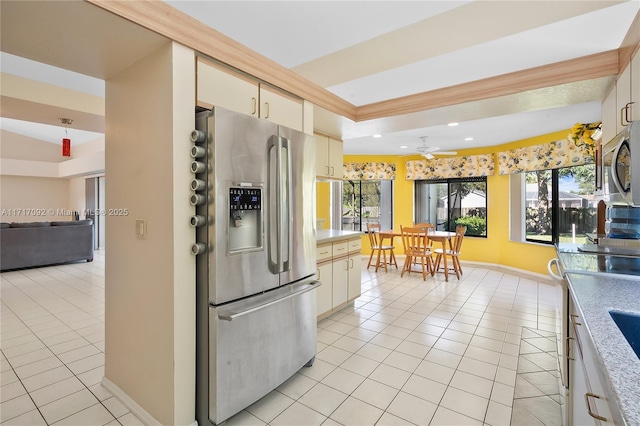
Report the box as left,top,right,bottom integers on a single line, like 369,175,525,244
343,162,396,180
497,138,593,175
405,155,495,180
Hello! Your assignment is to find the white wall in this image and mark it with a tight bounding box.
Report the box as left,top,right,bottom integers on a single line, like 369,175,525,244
0,175,71,222
104,41,195,425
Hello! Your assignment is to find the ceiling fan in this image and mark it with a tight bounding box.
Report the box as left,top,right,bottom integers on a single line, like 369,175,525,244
411,136,457,159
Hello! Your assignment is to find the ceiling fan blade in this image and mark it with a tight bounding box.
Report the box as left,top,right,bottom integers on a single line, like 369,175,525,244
433,151,457,156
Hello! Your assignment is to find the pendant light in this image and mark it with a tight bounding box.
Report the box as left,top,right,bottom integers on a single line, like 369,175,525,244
60,118,73,157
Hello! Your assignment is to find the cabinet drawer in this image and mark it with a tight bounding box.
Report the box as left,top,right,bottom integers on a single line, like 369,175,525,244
332,241,349,257
348,238,362,252
316,244,332,262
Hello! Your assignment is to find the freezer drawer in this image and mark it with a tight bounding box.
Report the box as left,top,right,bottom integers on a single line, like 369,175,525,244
208,279,319,424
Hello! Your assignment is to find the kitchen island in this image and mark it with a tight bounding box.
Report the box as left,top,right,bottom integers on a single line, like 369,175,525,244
315,229,363,318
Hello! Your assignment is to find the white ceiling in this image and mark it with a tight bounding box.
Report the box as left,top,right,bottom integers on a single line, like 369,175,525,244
1,1,639,156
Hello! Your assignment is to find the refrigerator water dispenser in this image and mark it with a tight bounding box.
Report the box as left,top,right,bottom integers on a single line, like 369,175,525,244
228,185,262,253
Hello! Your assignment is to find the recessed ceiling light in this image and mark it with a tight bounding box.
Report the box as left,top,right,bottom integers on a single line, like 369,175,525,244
372,134,382,138
464,137,474,141
448,122,459,127
399,145,408,149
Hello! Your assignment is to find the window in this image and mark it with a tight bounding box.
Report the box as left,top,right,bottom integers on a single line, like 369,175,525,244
525,164,597,244
342,180,393,231
414,177,487,237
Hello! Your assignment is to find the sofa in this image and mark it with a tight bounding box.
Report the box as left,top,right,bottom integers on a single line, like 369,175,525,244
0,220,94,271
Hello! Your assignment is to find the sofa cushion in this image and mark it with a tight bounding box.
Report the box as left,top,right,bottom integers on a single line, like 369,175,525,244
51,219,93,226
10,222,51,228
0,223,10,229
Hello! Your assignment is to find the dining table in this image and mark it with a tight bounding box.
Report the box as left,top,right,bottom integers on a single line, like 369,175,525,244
380,229,457,281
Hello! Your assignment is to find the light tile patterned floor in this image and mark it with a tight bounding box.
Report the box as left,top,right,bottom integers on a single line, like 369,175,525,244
1,253,563,425
0,251,142,426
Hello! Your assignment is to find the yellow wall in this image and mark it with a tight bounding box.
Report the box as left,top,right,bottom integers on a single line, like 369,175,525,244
337,130,571,275
316,181,331,229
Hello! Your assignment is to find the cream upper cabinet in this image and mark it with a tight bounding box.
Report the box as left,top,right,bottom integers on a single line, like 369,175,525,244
259,85,303,131
616,62,631,134
196,57,303,132
601,48,639,140
315,133,343,179
631,50,639,123
601,86,617,145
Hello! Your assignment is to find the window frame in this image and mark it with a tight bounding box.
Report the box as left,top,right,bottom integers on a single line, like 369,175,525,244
414,176,488,237
341,179,394,232
523,164,596,245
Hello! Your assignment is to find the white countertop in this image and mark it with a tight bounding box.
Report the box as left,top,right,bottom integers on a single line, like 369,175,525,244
316,229,362,244
565,272,640,425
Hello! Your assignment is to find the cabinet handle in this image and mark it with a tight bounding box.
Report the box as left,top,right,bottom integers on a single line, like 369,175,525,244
585,393,608,422
620,102,634,126
330,166,335,176
264,102,270,119
566,337,575,361
325,165,330,176
251,97,257,115
344,260,349,271
570,314,582,326
319,250,329,255
350,259,354,269
624,101,634,124
317,268,320,279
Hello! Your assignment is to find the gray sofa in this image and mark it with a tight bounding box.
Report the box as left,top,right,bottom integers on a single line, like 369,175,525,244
1,220,94,271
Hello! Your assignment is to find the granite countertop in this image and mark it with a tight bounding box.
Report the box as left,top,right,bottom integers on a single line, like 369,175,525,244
316,229,362,244
565,272,640,425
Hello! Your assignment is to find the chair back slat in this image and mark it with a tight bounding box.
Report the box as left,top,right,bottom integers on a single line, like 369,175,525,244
367,223,381,248
453,225,467,253
400,226,429,255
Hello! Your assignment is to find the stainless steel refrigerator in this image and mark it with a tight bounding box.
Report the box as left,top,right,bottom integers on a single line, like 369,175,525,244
192,107,318,425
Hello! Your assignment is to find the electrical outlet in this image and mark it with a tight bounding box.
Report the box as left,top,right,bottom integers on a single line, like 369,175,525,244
136,219,147,240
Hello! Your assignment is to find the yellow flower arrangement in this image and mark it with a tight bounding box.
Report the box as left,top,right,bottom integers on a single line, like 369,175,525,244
568,122,602,158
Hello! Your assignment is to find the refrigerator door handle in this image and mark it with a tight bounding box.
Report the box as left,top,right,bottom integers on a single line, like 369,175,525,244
217,280,321,321
268,135,284,273
281,137,292,272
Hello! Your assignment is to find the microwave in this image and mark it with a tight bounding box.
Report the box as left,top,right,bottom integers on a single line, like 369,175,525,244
600,121,640,206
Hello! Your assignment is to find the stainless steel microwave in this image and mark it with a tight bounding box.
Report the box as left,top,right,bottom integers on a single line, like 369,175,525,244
600,121,640,206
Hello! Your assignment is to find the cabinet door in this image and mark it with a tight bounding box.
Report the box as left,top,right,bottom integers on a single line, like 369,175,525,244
601,86,617,145
316,262,333,317
631,52,639,122
616,63,631,133
259,85,303,131
570,341,596,426
315,134,330,178
328,138,343,179
196,58,258,116
332,257,349,307
348,254,361,301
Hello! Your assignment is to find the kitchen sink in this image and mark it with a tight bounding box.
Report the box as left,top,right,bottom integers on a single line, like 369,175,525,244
609,310,640,360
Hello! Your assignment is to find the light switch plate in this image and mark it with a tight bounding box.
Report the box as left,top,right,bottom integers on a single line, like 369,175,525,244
136,219,147,240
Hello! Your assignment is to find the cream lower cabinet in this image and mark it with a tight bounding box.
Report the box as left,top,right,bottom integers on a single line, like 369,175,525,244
196,57,304,132
568,294,617,425
316,237,362,318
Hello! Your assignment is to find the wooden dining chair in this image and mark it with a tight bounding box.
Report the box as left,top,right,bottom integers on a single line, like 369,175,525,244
412,223,435,261
433,225,467,280
400,225,432,280
366,223,397,272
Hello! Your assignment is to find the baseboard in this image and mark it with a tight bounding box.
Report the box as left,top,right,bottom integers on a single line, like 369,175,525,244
101,377,178,426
